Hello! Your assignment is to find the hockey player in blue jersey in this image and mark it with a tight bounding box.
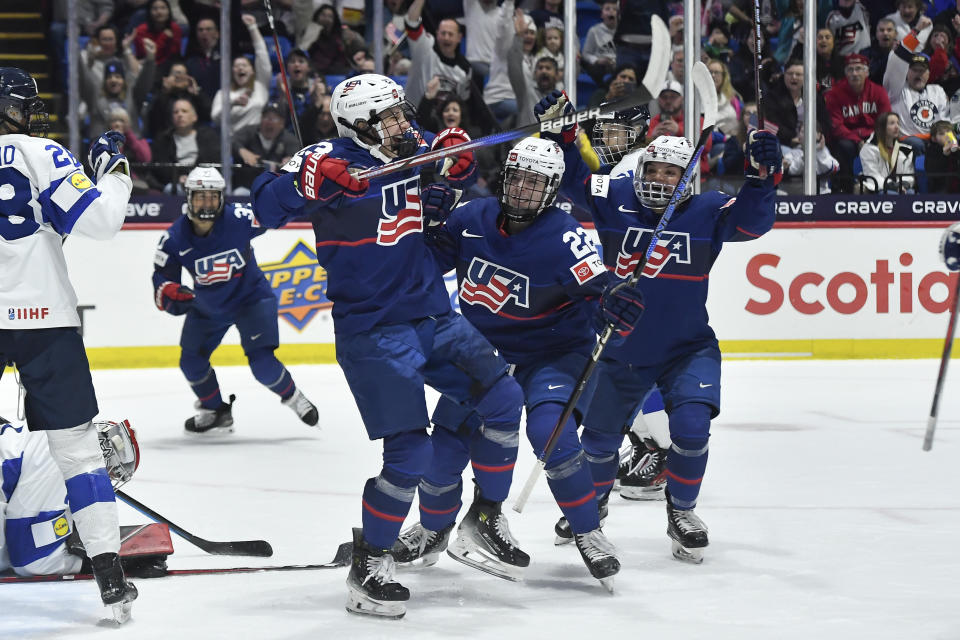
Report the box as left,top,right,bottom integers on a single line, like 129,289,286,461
0,67,138,622
250,74,524,619
537,94,781,564
152,166,319,435
388,137,645,591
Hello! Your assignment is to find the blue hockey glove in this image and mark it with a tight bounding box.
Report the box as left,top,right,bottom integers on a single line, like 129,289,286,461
421,183,462,227
155,281,195,316
534,90,577,145
744,129,783,185
88,131,130,183
593,279,645,345
940,221,960,271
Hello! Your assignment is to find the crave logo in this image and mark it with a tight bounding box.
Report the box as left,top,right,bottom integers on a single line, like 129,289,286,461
259,240,332,331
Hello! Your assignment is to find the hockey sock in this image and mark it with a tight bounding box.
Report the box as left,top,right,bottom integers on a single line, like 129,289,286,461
468,423,519,503
664,402,712,509
247,348,294,399
418,426,468,531
580,427,622,495
181,356,222,409
546,452,600,534
362,430,432,549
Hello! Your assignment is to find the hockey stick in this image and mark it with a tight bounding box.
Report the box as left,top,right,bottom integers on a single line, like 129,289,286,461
0,543,352,585
116,490,273,557
513,62,718,513
923,273,960,450
752,0,765,129
263,0,304,148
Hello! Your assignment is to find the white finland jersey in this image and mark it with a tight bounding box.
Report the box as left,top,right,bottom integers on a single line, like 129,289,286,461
0,133,131,329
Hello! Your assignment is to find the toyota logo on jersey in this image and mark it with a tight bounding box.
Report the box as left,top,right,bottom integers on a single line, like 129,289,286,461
194,249,246,285
460,257,530,313
615,227,691,278
377,176,422,246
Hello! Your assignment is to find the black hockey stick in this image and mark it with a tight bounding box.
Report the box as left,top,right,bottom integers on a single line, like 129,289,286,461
923,274,960,450
116,490,273,557
263,0,303,148
0,543,352,585
513,61,719,512
753,0,765,129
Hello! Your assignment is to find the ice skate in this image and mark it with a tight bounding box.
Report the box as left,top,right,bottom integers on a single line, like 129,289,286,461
447,487,529,581
554,491,609,545
345,528,409,619
620,437,667,501
613,431,643,491
666,492,709,564
574,528,619,593
282,388,319,427
391,522,454,568
184,394,235,436
91,552,138,624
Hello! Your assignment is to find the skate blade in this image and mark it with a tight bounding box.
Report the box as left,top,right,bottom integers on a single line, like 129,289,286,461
396,551,441,569
554,534,574,546
184,425,235,437
345,587,406,619
612,480,621,492
446,538,525,582
670,540,705,564
619,485,665,501
109,602,133,625
599,576,615,594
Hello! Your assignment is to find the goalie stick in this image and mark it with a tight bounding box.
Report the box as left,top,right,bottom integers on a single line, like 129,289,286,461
513,61,719,513
116,490,273,557
923,274,960,450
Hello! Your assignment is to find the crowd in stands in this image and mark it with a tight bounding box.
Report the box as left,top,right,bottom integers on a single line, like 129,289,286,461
52,0,960,195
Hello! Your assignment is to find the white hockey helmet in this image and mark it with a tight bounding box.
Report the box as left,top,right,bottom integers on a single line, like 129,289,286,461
330,74,419,162
185,165,225,221
591,104,650,166
498,136,565,223
634,135,694,209
95,419,140,489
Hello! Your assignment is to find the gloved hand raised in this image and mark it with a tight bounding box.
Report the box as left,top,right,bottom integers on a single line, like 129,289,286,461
593,279,645,345
431,127,476,184
744,129,783,185
296,151,369,200
534,90,578,145
155,282,195,316
88,131,130,183
421,183,462,227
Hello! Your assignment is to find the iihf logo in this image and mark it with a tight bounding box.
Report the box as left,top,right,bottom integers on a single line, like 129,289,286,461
377,176,422,246
459,257,530,313
194,249,246,285
615,227,691,278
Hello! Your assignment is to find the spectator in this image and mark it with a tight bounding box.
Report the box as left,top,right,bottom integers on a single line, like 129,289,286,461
77,0,115,36
301,4,365,75
765,58,804,145
147,98,219,193
582,0,619,86
301,92,337,142
184,17,221,101
933,0,960,43
781,123,840,193
418,76,470,133
145,61,212,137
862,18,899,84
774,0,806,64
509,52,562,127
826,0,871,56
824,53,892,192
404,0,474,107
708,59,743,136
536,17,567,88
858,111,916,192
703,19,733,62
885,0,926,40
80,26,135,93
668,15,684,48
816,27,846,90
132,0,183,68
925,25,960,96
482,0,522,125
232,102,301,193
926,120,960,192
666,47,684,85
49,0,115,93
107,107,152,193
588,63,639,108
529,0,562,29
613,0,670,72
728,27,776,102
271,48,318,126
463,0,503,80
647,81,714,172
348,48,377,74
81,50,155,139
211,15,272,134
884,49,948,148
721,101,757,175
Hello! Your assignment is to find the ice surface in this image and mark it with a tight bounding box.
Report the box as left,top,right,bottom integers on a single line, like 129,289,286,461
1,360,958,639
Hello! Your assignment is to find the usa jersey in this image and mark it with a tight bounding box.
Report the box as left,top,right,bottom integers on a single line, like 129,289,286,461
152,203,273,317
0,421,80,576
251,136,451,335
0,134,131,329
561,148,775,367
430,197,608,366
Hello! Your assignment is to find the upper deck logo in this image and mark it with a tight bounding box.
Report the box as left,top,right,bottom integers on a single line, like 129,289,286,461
377,176,422,246
259,240,332,331
459,257,530,313
615,227,691,278
194,249,245,285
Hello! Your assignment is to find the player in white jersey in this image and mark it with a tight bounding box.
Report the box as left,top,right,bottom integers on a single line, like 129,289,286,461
0,67,137,623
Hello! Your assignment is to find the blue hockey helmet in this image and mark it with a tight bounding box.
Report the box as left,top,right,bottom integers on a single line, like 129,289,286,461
0,67,49,136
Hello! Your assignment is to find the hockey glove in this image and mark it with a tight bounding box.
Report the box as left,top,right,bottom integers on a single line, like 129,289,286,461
155,281,195,316
87,131,130,183
431,127,476,185
534,90,577,145
940,221,960,271
296,151,369,201
421,183,462,227
593,279,645,345
744,129,783,185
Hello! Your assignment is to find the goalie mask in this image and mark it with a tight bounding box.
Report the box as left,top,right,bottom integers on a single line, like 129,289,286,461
331,74,420,163
634,135,693,210
95,419,140,489
497,137,565,223
591,105,650,166
185,165,225,221
0,67,49,136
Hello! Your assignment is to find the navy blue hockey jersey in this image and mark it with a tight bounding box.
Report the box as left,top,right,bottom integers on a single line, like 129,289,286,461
152,202,272,317
429,197,608,366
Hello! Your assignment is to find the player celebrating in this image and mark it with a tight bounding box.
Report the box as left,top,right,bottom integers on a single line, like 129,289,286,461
539,95,781,564
251,74,523,619
0,67,137,622
152,166,319,435
390,137,645,591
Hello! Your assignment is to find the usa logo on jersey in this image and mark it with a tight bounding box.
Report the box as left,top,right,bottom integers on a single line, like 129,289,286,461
377,176,422,246
460,257,530,313
615,227,691,278
194,249,246,285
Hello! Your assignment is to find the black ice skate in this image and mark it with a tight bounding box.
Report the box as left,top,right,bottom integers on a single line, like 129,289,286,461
554,491,609,545
391,521,454,567
447,486,530,581
574,528,620,593
91,552,138,624
282,388,319,427
620,437,667,501
184,394,235,436
666,491,709,564
346,528,410,619
614,431,644,491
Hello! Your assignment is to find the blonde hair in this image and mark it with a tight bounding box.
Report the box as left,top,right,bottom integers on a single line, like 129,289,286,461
709,60,738,102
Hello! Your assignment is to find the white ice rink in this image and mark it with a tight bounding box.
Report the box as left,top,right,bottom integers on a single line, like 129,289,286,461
1,359,959,639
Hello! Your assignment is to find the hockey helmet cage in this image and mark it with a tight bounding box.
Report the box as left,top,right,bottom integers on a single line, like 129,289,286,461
95,419,140,489
591,104,650,166
330,74,420,163
0,67,49,136
185,165,226,221
634,135,694,209
498,137,565,223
